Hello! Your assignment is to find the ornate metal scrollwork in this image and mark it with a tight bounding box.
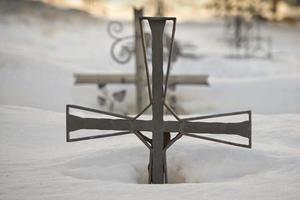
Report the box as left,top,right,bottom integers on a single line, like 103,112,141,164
107,21,135,64
108,21,200,65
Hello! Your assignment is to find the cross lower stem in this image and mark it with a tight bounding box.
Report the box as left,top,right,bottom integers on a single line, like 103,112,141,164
149,19,166,184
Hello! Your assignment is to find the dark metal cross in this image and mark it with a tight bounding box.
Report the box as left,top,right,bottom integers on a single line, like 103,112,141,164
66,17,252,184
74,8,208,114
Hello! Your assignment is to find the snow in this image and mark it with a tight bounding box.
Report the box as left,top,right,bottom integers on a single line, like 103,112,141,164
1,17,300,114
1,1,300,199
1,105,300,199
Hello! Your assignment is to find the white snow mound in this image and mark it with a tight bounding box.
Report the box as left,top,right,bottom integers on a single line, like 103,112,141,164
1,105,300,200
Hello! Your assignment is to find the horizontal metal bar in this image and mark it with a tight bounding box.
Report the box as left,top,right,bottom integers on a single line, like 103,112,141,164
66,104,132,120
67,115,152,132
68,131,132,142
184,133,251,148
140,17,176,21
180,120,251,138
182,110,251,121
166,74,209,85
74,74,135,84
74,74,208,85
67,114,251,138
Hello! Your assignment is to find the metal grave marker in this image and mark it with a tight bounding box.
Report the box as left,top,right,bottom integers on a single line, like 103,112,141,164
74,8,208,114
224,15,272,59
66,17,252,184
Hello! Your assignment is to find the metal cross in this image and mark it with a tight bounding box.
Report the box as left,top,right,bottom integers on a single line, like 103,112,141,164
224,15,272,58
66,17,252,184
73,8,208,114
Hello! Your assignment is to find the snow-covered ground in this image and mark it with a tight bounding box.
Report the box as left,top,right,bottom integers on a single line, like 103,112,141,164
1,106,300,199
0,1,300,199
1,1,300,115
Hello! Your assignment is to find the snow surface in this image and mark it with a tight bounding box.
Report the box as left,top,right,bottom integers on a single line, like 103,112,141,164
1,3,300,114
1,105,300,199
1,1,300,199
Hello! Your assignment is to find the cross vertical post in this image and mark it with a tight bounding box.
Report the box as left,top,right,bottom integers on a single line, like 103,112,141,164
149,19,166,184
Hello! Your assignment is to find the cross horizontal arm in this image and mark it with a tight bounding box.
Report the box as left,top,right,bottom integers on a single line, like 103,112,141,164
74,73,208,85
179,121,250,138
67,115,153,132
67,115,251,139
